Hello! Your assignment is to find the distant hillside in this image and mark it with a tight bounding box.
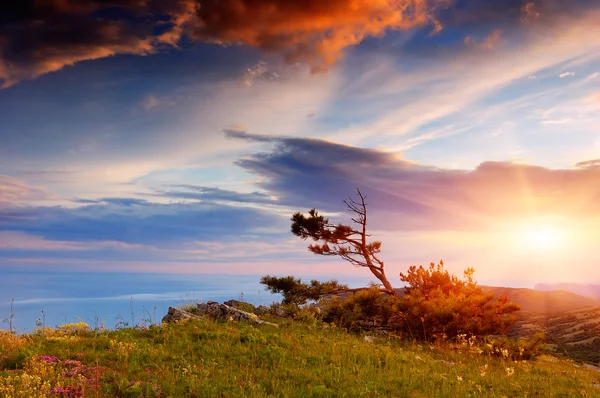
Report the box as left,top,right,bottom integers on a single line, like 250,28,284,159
534,283,600,299
481,285,600,314
511,306,600,365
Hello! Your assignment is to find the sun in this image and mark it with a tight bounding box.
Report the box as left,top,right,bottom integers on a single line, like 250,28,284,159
521,225,561,248
516,219,570,252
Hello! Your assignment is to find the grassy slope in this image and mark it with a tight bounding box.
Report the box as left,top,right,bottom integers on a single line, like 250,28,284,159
1,317,600,397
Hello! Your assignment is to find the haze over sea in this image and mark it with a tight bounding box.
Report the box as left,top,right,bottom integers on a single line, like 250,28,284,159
0,271,373,332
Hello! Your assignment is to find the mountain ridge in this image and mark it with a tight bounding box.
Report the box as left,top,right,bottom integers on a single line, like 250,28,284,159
481,285,600,314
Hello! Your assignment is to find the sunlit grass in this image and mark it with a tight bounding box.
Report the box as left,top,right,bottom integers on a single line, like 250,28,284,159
1,316,599,397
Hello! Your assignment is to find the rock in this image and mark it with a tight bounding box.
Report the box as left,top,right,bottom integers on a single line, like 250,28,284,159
161,307,200,324
198,301,224,318
197,302,278,327
583,363,600,372
271,306,288,318
364,335,376,343
255,305,270,315
223,299,256,311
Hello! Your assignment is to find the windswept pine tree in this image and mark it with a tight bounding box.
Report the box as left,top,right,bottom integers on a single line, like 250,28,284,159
290,189,397,295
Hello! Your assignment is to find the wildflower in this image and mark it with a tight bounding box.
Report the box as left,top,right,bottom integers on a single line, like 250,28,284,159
63,360,82,367
39,355,59,363
457,375,463,382
505,367,515,376
480,364,488,377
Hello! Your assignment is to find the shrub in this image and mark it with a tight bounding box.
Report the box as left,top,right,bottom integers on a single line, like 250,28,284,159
396,261,520,340
322,287,401,331
260,275,348,305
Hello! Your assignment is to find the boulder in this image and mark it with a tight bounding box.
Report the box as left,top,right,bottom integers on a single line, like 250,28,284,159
223,299,256,311
255,305,270,315
271,306,288,318
197,302,278,327
161,307,200,324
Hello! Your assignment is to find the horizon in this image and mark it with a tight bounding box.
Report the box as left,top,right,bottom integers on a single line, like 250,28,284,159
1,0,600,327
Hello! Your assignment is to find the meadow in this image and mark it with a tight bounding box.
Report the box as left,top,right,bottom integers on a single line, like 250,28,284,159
1,311,600,397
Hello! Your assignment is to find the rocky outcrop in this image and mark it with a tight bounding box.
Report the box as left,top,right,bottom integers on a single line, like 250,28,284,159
161,307,200,324
223,299,256,311
197,301,278,327
255,305,270,315
255,305,288,318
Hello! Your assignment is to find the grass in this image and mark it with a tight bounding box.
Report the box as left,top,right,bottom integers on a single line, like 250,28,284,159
1,315,600,397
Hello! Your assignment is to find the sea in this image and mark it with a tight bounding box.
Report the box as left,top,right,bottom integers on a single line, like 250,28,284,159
0,270,372,332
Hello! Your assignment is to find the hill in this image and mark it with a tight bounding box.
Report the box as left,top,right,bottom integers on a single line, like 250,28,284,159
511,306,600,365
480,285,600,314
535,283,600,299
2,315,599,397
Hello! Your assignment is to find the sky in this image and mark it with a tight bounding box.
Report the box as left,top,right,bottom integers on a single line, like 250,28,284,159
1,0,600,318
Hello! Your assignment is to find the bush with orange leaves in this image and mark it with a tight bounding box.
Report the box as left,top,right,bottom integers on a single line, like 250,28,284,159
395,261,521,341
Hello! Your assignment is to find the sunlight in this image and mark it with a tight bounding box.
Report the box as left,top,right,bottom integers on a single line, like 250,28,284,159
516,219,570,252
521,225,561,248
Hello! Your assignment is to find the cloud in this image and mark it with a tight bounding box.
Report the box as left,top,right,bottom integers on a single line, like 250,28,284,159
141,95,160,110
521,2,541,22
559,71,576,78
72,198,152,207
0,198,286,246
442,0,596,28
0,0,448,86
229,132,600,230
0,0,198,87
575,159,600,169
155,185,275,205
2,0,597,87
193,0,449,72
464,29,502,49
0,175,52,205
241,60,280,87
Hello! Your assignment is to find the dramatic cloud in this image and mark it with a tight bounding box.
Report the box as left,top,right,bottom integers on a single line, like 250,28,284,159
193,0,449,72
229,132,600,230
0,0,198,87
0,0,448,86
0,200,285,246
2,0,598,87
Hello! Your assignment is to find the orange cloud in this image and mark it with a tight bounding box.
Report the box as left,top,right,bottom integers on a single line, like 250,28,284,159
521,2,541,22
464,29,502,49
0,0,449,87
194,0,450,72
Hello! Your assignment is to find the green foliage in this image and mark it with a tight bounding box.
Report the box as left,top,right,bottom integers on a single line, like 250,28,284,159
397,261,521,340
260,275,348,305
322,287,401,331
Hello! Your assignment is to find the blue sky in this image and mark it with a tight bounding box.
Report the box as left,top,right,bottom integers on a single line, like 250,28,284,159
1,0,600,310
